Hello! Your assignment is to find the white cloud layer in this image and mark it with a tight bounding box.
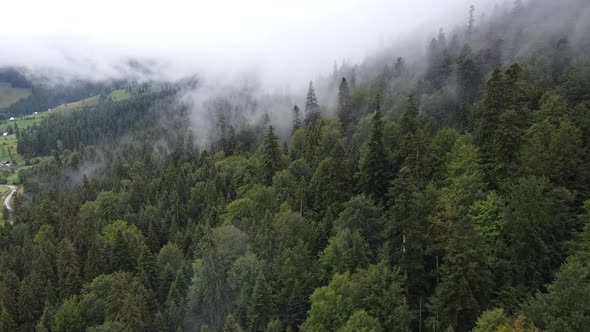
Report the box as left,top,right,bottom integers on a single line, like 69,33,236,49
0,0,495,87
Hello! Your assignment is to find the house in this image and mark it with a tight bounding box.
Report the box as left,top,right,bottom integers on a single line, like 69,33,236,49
34,112,38,115
0,160,10,167
9,117,15,121
2,133,7,137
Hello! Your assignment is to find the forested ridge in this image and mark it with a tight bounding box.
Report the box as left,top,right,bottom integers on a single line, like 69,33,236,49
2,0,590,331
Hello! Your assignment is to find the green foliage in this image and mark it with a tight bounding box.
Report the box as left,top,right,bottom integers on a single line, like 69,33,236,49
319,230,370,281
248,272,273,331
4,5,590,332
524,203,590,331
262,126,282,185
224,313,244,332
359,99,388,202
303,263,411,331
473,308,511,332
339,310,383,332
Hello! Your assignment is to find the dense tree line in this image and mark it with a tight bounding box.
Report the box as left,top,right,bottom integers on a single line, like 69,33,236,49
1,0,590,331
16,90,177,157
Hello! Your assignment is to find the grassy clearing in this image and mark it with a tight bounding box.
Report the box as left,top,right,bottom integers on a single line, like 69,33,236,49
0,135,21,163
49,95,98,113
109,89,130,101
0,82,32,108
0,113,48,133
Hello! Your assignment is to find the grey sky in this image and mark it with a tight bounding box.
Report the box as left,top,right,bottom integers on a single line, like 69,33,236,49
0,0,495,86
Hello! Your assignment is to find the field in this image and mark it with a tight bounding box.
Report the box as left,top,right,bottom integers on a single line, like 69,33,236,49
0,135,22,163
109,89,130,101
49,95,99,113
0,113,48,133
0,82,32,108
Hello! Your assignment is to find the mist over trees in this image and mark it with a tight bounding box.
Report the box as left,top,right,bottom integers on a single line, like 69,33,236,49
1,0,590,331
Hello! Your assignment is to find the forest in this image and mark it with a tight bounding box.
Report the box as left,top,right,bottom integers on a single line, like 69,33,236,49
1,0,590,331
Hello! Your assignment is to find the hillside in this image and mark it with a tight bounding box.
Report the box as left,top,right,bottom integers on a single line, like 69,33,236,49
0,1,589,332
0,82,31,108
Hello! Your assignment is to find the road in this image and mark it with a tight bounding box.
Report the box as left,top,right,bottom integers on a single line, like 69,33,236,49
0,185,17,211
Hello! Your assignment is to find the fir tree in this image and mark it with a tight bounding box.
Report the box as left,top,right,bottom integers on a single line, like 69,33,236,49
456,44,482,128
304,81,320,126
249,272,273,331
0,306,16,332
466,5,476,40
292,105,302,133
57,238,81,300
337,78,353,136
262,125,282,185
360,95,388,202
223,313,244,332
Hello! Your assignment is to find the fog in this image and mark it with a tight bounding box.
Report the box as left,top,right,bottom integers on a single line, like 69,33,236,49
0,0,496,89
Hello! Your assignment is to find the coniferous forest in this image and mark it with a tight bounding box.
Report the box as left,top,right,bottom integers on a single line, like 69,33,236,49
2,0,590,331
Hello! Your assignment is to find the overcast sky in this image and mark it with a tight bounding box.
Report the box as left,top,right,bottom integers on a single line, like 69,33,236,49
0,0,495,86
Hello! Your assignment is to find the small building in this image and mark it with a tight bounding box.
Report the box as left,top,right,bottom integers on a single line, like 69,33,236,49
2,133,7,137
0,160,10,167
9,117,14,121
33,112,38,115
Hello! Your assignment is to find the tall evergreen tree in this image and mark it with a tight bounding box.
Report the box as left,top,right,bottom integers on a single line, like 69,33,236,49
0,306,16,332
262,125,282,185
223,313,244,332
304,81,320,126
456,45,482,128
249,272,273,331
466,5,476,40
292,105,302,133
338,78,353,135
57,238,81,300
360,96,388,202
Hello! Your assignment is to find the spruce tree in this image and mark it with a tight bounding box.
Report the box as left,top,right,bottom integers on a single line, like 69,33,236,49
360,96,388,202
248,272,273,331
292,105,302,133
57,238,81,300
337,78,352,135
350,67,357,89
262,125,281,185
223,313,244,332
0,306,16,332
466,5,475,40
456,44,482,128
304,81,320,126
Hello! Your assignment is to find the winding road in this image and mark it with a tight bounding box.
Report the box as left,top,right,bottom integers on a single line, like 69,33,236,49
0,185,17,211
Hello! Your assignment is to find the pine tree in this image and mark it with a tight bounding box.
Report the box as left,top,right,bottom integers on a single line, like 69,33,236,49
337,78,352,135
456,45,482,128
292,105,302,133
429,217,493,331
248,272,273,331
262,126,282,185
112,231,134,272
399,95,419,160
466,5,476,40
223,313,244,332
57,238,81,300
350,67,357,89
393,57,405,77
304,81,320,126
0,306,16,332
360,95,388,202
